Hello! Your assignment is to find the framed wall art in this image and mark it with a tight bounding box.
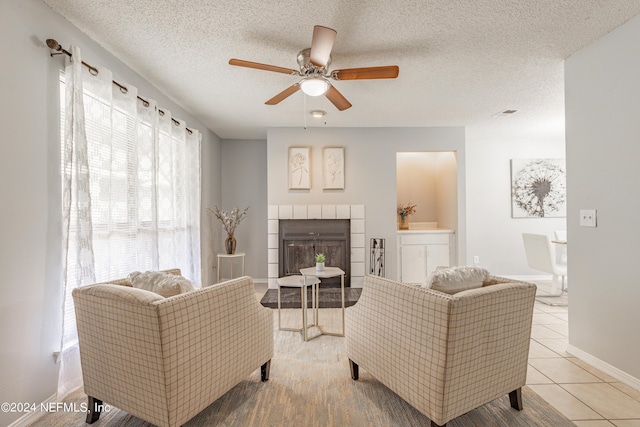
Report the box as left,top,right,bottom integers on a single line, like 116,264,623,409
322,146,344,190
511,158,566,218
288,146,311,190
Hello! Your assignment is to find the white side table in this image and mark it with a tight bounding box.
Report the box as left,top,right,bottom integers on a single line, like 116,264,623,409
300,266,346,338
277,275,321,342
217,252,245,283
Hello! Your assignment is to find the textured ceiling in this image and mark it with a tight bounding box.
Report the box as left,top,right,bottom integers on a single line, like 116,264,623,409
43,0,640,140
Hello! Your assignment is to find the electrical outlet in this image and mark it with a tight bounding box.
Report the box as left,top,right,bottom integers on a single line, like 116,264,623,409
473,256,480,264
580,209,597,227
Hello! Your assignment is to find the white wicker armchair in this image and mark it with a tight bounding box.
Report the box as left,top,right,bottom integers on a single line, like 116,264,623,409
345,275,536,427
73,271,273,427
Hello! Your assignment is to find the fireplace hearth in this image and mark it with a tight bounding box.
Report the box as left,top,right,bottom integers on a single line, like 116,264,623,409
279,219,350,287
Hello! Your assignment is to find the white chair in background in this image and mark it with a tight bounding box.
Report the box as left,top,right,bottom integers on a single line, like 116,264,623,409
522,233,567,296
554,230,567,241
554,230,568,265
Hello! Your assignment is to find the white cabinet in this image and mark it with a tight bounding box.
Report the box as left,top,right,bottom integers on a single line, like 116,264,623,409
397,231,455,284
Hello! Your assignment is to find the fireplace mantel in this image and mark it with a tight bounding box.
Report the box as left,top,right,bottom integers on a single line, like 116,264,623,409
268,204,365,289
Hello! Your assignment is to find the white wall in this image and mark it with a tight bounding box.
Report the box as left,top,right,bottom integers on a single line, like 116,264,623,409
565,14,640,383
0,1,221,424
396,152,458,229
396,152,438,222
435,152,458,231
465,137,566,274
267,127,466,280
219,140,268,281
396,153,438,222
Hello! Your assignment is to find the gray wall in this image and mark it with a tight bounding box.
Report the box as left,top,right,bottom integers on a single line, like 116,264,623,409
201,133,223,287
565,14,640,382
0,1,221,424
219,140,268,281
267,127,467,280
224,127,568,283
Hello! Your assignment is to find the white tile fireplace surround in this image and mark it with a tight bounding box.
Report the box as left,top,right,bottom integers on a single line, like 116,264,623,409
268,204,365,289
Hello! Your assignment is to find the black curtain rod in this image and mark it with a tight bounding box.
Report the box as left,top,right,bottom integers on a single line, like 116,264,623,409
46,38,193,135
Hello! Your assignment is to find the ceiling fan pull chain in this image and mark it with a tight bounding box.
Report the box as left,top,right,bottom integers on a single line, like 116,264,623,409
323,97,327,126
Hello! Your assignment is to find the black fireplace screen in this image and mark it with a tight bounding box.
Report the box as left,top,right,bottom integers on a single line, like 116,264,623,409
279,219,350,287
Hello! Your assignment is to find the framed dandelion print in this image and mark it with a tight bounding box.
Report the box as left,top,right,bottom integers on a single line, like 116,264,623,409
511,158,566,218
288,146,311,190
323,146,344,190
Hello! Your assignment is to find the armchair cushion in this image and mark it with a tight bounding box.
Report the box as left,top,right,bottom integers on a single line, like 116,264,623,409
425,265,490,294
79,283,166,304
128,270,196,297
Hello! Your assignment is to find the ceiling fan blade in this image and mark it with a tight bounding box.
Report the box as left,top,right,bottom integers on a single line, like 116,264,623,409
332,65,399,80
309,25,337,67
265,84,301,105
229,59,297,75
325,84,352,111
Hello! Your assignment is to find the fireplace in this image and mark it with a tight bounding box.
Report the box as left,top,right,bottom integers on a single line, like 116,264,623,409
279,219,350,287
267,204,365,289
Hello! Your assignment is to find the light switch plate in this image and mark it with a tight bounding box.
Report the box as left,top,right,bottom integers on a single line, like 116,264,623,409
580,209,597,227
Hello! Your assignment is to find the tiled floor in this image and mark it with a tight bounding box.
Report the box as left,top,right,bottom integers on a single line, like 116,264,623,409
528,282,640,426
255,281,640,426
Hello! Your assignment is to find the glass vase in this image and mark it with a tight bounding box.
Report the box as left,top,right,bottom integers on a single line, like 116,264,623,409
398,214,409,230
224,233,237,254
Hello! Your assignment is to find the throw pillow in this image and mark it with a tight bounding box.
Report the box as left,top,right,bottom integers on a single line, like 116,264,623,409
128,271,196,298
424,266,490,294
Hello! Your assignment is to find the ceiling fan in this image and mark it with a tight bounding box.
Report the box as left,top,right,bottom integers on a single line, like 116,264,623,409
229,25,399,111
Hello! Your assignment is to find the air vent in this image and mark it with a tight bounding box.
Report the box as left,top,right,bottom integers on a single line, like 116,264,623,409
493,109,519,118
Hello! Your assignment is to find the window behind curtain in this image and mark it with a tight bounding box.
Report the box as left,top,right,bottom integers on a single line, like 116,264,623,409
59,73,200,347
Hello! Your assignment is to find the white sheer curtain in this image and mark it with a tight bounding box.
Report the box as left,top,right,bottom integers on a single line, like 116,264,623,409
58,46,201,398
58,45,96,398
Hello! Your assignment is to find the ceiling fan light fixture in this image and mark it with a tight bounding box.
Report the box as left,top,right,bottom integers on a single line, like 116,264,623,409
300,77,329,96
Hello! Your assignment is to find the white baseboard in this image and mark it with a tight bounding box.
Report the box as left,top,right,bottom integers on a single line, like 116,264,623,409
6,394,55,427
567,344,640,392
